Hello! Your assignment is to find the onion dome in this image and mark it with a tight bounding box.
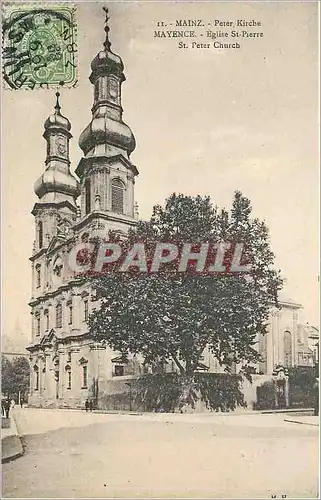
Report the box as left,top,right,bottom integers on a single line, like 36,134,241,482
78,7,136,157
79,109,136,156
44,92,71,133
90,50,124,78
89,7,124,81
34,167,80,200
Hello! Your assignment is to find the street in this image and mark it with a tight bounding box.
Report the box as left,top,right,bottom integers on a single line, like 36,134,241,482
2,408,319,498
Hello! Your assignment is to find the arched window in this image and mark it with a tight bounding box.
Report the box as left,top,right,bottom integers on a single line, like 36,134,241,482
68,302,73,325
35,264,41,288
81,291,89,322
38,221,43,249
56,303,62,328
85,179,91,214
111,178,125,214
79,357,88,388
65,364,72,390
34,365,39,391
35,313,41,337
284,330,292,367
44,309,49,331
82,365,88,388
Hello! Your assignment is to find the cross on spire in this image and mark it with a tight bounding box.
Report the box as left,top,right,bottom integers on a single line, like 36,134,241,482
103,6,111,51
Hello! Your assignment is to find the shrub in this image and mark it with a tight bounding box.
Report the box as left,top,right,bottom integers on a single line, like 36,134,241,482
255,381,276,410
134,372,246,412
288,366,317,408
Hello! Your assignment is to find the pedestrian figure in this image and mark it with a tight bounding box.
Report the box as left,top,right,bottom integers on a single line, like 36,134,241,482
20,398,24,408
4,399,10,418
89,399,93,412
313,377,319,416
85,399,89,412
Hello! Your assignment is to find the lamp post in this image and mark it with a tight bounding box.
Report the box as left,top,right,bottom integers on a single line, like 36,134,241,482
125,382,132,411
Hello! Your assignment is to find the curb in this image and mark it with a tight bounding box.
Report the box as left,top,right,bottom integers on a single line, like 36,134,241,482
1,413,24,463
284,418,319,427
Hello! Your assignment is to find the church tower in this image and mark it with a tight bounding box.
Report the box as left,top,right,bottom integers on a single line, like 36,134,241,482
28,9,141,409
76,8,138,229
31,94,80,301
32,93,80,252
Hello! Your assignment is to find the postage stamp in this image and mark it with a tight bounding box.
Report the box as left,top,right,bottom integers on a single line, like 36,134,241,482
2,3,77,89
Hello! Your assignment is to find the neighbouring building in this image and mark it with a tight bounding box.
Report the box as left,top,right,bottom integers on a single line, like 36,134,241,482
297,322,319,367
2,319,29,361
26,12,319,410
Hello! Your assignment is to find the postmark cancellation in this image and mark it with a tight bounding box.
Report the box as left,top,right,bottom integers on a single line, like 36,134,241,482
2,3,78,90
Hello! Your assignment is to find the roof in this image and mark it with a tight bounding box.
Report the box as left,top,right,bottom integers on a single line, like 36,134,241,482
277,291,302,308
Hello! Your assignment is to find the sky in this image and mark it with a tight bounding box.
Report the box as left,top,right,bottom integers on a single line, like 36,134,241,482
2,1,319,343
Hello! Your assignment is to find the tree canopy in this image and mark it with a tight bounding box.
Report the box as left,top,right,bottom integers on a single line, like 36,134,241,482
1,356,30,400
89,191,283,388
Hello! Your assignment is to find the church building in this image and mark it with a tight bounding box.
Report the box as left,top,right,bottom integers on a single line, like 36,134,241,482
27,12,318,409
27,12,140,408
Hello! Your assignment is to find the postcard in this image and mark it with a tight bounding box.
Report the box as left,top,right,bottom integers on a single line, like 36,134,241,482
1,2,319,498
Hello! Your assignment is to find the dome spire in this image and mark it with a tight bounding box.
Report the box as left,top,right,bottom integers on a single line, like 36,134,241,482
44,92,71,132
54,91,61,113
103,6,111,52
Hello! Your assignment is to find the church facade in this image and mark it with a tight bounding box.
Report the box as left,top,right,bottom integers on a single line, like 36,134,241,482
27,15,318,410
27,15,140,408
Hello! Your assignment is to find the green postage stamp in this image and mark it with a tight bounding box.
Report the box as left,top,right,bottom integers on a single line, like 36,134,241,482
2,3,77,89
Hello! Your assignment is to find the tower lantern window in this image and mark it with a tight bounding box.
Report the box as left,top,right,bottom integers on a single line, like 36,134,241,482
38,221,43,249
85,179,91,214
69,304,73,324
111,178,125,214
84,300,89,322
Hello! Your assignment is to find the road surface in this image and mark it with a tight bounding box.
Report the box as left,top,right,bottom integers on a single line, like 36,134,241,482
2,408,319,498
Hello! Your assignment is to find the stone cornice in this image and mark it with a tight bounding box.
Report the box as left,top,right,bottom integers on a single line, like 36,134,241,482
27,331,91,352
31,201,77,217
73,210,137,232
29,277,88,307
76,153,139,179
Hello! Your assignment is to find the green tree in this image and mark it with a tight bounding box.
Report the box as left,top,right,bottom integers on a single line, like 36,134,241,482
1,356,30,400
1,356,14,398
89,192,283,408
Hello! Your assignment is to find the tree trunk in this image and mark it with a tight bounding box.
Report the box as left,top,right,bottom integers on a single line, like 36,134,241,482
170,352,186,375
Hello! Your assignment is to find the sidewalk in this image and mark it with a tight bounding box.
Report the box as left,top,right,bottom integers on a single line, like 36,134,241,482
1,410,24,462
